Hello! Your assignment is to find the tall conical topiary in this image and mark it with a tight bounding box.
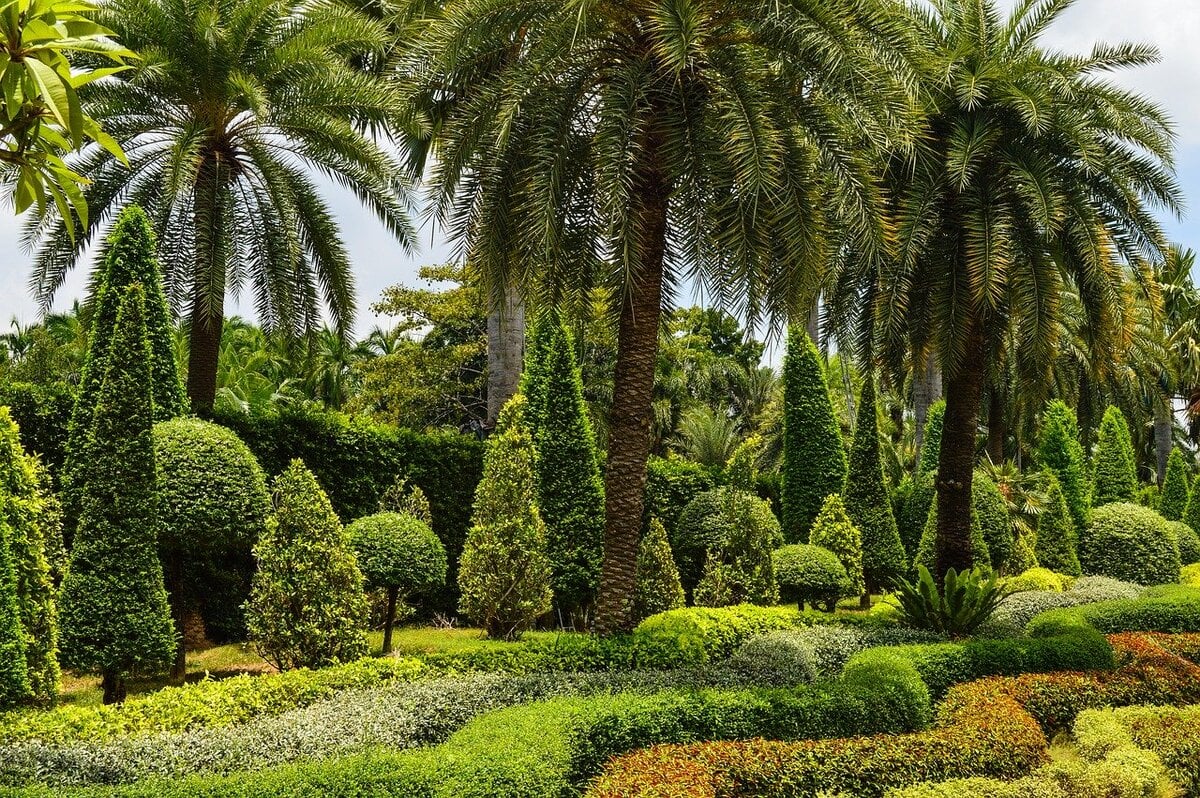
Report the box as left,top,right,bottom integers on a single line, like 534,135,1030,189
0,409,59,703
973,471,1014,572
1092,405,1137,507
458,397,553,640
781,327,846,543
808,494,864,598
1035,471,1081,576
633,519,685,621
58,286,176,704
62,207,185,542
246,460,369,670
1038,400,1090,535
843,373,906,603
917,401,946,476
1183,481,1200,541
520,314,604,621
1160,448,1190,522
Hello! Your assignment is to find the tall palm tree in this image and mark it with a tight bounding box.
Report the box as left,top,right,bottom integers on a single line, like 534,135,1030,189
406,0,916,632
873,0,1179,576
26,0,417,411
1151,247,1200,481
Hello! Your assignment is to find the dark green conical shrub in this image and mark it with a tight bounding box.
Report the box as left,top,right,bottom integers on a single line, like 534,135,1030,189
1035,471,1081,577
896,471,936,560
843,373,906,598
917,401,946,476
58,286,176,704
973,472,1013,572
1037,400,1089,534
0,516,30,708
781,327,846,543
1091,405,1137,507
1160,448,1190,522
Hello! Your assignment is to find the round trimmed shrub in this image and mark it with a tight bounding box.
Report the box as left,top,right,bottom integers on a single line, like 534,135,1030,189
1079,503,1180,586
773,544,851,612
673,487,781,596
1169,521,1200,566
1005,567,1068,594
726,631,818,685
1068,576,1144,603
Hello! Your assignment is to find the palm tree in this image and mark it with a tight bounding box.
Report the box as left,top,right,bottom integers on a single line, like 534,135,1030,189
873,0,1179,577
26,0,416,411
406,0,914,632
1151,247,1200,481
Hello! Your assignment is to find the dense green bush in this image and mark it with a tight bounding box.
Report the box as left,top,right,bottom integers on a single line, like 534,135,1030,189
633,519,685,621
781,326,846,543
457,398,552,639
520,314,604,621
1005,567,1068,593
1027,586,1200,637
673,486,781,598
347,512,447,652
642,456,718,537
972,472,1014,572
1098,704,1200,794
1079,502,1180,585
58,287,176,704
917,401,946,476
631,604,818,668
844,374,906,597
153,418,271,656
913,498,990,575
725,632,817,684
246,460,368,670
808,494,864,597
1038,400,1090,535
1091,406,1137,507
1160,448,1190,521
773,544,851,611
1184,482,1200,544
1035,471,1081,576
0,507,30,707
0,382,73,478
896,470,936,561
1171,521,1200,565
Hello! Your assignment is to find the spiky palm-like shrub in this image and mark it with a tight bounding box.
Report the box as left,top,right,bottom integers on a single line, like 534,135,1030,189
246,460,369,670
781,327,846,543
458,398,553,640
58,286,176,704
808,494,864,598
1091,406,1138,507
1038,400,1090,535
1160,448,1190,521
844,373,906,601
632,519,685,621
520,314,604,621
1034,472,1082,577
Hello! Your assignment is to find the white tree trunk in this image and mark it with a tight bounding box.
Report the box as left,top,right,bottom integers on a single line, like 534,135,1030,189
1154,397,1173,486
486,281,525,428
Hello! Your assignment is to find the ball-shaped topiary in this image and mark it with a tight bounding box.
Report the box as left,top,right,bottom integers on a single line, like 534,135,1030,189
808,495,864,597
154,418,271,674
1160,449,1190,522
1091,406,1138,507
773,544,852,612
1004,567,1068,594
1079,502,1180,586
347,512,447,653
1165,521,1200,567
672,486,781,597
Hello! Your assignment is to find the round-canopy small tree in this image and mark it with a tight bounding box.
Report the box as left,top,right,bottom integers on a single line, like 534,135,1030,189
1160,448,1190,521
1038,400,1090,535
781,327,846,543
58,285,176,704
632,519,685,622
1092,406,1138,507
347,512,448,653
246,460,368,670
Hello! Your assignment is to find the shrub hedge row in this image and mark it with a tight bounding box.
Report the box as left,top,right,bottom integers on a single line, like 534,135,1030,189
1026,585,1200,637
1100,703,1200,794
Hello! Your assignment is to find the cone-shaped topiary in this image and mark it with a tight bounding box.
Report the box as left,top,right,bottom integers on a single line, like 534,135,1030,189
0,515,30,708
808,494,864,598
1160,448,1190,522
348,512,447,653
1035,471,1081,576
1184,479,1200,539
1037,400,1089,534
632,519,685,621
781,327,846,543
973,471,1013,572
917,401,946,476
896,471,936,560
458,396,553,640
58,286,176,704
246,460,369,670
520,314,604,621
844,373,906,600
1004,530,1038,576
914,496,990,575
1091,405,1138,507
0,408,59,703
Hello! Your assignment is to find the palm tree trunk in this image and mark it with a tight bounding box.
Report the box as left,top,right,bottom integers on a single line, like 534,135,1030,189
935,320,985,579
1154,397,1172,486
806,298,819,344
101,671,125,705
486,280,525,428
914,350,942,461
986,384,1005,464
186,155,226,413
186,289,224,413
594,126,669,636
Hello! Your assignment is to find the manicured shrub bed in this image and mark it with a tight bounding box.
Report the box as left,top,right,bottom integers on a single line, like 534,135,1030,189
1026,585,1200,637
1097,703,1200,793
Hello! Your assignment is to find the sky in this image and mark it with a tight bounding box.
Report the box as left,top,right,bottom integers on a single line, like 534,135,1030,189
0,0,1195,337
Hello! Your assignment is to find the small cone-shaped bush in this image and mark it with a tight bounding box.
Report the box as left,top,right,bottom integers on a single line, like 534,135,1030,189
693,551,734,608
1185,482,1200,541
1005,530,1038,575
781,327,846,543
917,401,946,476
58,286,176,704
520,314,604,620
1038,400,1090,535
808,494,864,597
914,496,991,575
973,472,1014,571
1035,471,1081,576
246,460,369,670
458,397,553,640
1160,448,1190,522
844,373,906,596
633,519,685,621
1091,405,1137,507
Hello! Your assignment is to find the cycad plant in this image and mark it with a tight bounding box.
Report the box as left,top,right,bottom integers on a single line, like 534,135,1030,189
27,0,416,411
892,565,1008,639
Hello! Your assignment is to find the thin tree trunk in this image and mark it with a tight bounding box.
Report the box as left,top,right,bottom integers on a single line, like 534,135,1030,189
935,321,986,580
101,671,125,705
914,350,942,461
167,555,186,683
486,280,525,427
986,385,1005,464
382,586,398,655
186,156,226,413
1154,397,1172,486
594,125,669,636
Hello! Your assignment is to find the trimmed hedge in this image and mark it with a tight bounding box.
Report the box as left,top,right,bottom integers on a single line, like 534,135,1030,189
1026,586,1200,637
1079,502,1180,586
0,383,73,479
1100,703,1200,794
